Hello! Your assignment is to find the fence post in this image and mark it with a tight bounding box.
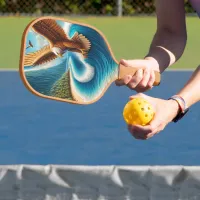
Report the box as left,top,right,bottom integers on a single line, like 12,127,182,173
117,0,122,16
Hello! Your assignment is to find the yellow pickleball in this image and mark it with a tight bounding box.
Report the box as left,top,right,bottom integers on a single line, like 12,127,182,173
123,97,155,126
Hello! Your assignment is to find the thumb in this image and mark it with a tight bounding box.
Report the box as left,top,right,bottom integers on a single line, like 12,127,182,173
120,59,145,68
120,59,131,67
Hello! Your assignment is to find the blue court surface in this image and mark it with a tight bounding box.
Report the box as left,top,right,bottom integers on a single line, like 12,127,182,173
0,70,199,165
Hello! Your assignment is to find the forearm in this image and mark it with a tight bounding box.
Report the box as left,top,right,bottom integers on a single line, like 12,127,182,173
145,30,187,73
176,66,200,107
144,0,187,73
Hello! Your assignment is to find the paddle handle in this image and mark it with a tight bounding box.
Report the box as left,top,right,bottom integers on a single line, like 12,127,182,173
118,64,161,86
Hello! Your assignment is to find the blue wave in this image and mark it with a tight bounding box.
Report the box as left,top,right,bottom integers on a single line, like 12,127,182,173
68,23,118,101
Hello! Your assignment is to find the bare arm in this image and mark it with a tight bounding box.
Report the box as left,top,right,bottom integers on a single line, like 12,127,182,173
145,0,187,72
115,0,187,92
176,66,200,107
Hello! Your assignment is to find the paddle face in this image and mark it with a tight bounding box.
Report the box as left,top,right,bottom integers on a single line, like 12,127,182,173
19,17,119,105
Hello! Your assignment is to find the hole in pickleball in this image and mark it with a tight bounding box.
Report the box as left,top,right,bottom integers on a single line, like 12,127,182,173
141,108,144,111
145,114,148,117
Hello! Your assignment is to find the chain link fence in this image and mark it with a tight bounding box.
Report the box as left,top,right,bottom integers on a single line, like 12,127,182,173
0,0,195,16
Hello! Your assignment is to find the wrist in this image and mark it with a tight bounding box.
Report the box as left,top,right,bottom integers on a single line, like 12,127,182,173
167,99,181,118
145,46,176,72
168,95,189,123
144,56,160,72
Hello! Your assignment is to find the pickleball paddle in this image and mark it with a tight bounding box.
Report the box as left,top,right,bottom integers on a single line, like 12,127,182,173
19,16,161,105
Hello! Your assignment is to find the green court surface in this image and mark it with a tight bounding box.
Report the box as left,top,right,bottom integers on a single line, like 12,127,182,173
0,16,199,69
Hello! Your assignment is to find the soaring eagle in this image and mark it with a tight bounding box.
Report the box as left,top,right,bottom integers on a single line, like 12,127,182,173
24,19,91,67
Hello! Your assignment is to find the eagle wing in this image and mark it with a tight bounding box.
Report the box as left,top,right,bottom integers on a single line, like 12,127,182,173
71,32,91,50
32,19,69,45
69,32,91,58
24,45,57,66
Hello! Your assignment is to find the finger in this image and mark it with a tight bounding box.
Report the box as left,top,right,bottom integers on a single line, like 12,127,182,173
147,70,155,88
128,124,143,138
142,115,163,139
116,59,146,87
133,126,156,140
138,68,151,88
134,69,155,93
120,59,131,67
128,123,160,140
129,124,155,137
124,75,133,84
127,69,144,89
115,59,132,86
115,75,132,86
132,132,149,140
134,126,158,140
120,59,144,68
149,116,162,131
146,128,159,139
134,134,147,140
146,123,165,139
127,124,133,133
128,125,147,140
135,70,156,92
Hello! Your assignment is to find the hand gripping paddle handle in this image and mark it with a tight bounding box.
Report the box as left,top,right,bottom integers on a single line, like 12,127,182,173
118,64,161,86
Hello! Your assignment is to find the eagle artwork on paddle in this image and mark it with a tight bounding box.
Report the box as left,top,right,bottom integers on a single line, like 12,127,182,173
24,19,91,67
